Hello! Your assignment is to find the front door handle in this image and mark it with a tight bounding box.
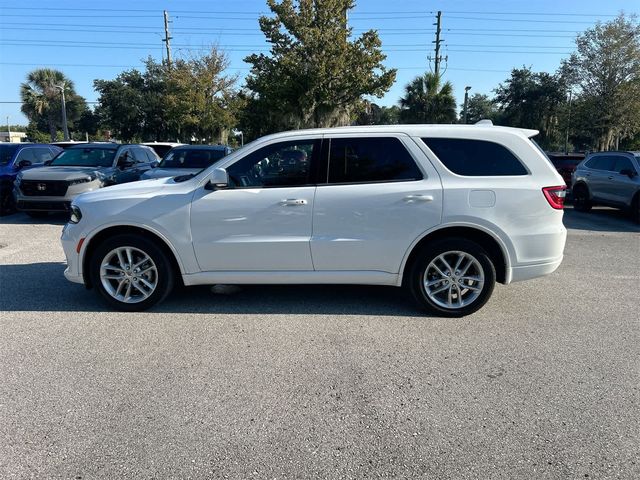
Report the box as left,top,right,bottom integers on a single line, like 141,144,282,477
607,176,613,180
403,194,434,203
280,198,308,206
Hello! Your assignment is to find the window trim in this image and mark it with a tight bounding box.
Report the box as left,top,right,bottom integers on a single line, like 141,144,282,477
320,135,425,186
421,137,531,177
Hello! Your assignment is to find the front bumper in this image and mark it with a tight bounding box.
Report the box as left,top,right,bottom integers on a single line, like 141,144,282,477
61,223,85,285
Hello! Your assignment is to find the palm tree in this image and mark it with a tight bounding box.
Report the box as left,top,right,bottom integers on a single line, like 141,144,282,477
20,69,74,141
399,72,457,124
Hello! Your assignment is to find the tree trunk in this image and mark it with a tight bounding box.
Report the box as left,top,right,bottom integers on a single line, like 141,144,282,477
48,113,57,142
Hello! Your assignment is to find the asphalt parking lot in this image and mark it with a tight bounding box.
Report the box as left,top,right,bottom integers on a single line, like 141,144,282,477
0,207,638,479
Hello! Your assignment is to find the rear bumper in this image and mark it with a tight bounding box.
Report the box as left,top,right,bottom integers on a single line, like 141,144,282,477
509,256,563,283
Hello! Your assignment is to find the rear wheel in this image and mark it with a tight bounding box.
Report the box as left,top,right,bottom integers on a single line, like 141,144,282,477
408,238,496,317
573,184,592,212
89,234,175,311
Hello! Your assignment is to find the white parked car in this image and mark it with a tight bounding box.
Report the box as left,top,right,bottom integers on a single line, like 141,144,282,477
61,123,567,316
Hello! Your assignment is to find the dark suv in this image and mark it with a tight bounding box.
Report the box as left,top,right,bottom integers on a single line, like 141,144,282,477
572,151,640,223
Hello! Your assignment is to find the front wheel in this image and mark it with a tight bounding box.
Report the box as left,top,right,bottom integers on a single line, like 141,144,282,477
89,234,175,311
408,238,496,317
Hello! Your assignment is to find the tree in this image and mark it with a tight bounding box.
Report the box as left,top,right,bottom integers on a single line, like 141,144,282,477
20,68,87,141
493,67,567,149
398,72,456,124
244,0,396,132
560,14,640,150
95,51,239,143
461,93,498,124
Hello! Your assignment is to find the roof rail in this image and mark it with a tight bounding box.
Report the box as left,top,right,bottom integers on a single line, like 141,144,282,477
475,119,493,126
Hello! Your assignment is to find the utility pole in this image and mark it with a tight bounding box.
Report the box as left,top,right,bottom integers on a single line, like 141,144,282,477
163,10,172,68
564,90,573,154
462,86,471,124
430,11,447,77
6,116,10,142
55,84,70,141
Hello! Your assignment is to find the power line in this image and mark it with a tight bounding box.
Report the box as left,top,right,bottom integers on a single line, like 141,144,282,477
444,15,604,24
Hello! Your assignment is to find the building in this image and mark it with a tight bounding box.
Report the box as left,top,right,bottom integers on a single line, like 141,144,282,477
0,131,27,143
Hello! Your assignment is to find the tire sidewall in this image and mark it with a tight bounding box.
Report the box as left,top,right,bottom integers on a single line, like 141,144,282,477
409,238,496,317
89,234,174,311
573,184,592,212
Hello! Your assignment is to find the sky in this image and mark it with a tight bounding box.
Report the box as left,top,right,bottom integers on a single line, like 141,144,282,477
0,0,637,126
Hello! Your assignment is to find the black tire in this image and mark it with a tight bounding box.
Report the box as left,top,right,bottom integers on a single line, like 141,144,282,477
573,184,592,212
26,211,49,219
89,234,175,311
0,190,16,216
632,194,640,225
407,238,496,317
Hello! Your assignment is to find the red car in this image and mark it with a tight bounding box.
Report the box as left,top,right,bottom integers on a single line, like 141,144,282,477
547,153,585,189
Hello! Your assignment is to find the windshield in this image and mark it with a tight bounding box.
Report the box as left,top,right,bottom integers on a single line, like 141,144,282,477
50,147,117,167
0,144,20,166
160,148,228,169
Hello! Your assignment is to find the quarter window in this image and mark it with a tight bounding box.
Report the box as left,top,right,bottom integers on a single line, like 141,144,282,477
421,138,527,176
327,137,422,184
227,140,316,188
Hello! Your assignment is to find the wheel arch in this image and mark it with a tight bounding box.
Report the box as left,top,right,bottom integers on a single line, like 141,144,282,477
81,224,185,289
399,224,511,286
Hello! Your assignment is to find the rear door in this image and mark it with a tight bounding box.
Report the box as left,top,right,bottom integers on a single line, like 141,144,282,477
311,135,442,273
587,155,616,202
609,156,639,205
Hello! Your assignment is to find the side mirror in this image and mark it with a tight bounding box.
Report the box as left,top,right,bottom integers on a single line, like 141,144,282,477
17,159,32,169
620,168,637,178
205,168,229,191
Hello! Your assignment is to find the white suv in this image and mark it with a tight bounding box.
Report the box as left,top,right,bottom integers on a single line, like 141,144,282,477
61,123,567,316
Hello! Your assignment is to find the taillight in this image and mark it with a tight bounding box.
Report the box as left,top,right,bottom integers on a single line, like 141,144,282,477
542,186,566,209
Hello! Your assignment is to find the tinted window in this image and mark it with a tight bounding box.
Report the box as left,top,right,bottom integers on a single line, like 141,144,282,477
585,156,615,171
161,148,228,169
613,156,635,174
227,140,316,188
422,138,527,176
327,137,422,183
0,144,20,165
144,149,159,162
50,147,117,167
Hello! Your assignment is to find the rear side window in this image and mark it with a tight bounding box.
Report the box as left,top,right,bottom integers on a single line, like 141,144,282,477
421,138,528,176
585,156,615,171
327,137,422,184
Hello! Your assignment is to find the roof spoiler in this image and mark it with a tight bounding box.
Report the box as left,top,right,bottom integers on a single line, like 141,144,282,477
474,119,539,138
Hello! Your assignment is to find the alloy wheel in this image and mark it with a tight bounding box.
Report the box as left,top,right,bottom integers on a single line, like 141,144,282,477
99,246,158,304
423,250,485,309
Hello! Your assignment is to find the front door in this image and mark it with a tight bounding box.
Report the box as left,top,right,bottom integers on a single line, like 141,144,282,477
311,135,442,273
190,138,320,272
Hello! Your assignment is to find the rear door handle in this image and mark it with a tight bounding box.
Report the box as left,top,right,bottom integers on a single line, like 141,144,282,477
607,176,614,180
403,194,434,203
280,198,308,206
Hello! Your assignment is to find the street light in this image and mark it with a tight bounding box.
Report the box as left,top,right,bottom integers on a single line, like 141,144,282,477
462,86,472,124
232,129,244,147
54,83,70,141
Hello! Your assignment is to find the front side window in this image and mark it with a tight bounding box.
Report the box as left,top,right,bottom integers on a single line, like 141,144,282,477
421,138,527,176
327,137,422,184
161,149,227,169
50,147,117,167
227,140,316,188
613,156,635,174
0,144,20,165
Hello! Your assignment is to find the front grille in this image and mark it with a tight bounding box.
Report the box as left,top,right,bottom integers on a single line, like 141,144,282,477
16,200,71,211
20,180,69,196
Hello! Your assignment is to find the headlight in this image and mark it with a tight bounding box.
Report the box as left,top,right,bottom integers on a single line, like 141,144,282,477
68,175,95,186
69,205,82,224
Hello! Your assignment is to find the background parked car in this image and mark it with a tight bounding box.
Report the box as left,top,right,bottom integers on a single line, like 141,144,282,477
14,143,159,217
51,141,89,150
546,152,585,190
0,143,62,215
141,144,232,180
572,151,640,223
142,142,185,159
